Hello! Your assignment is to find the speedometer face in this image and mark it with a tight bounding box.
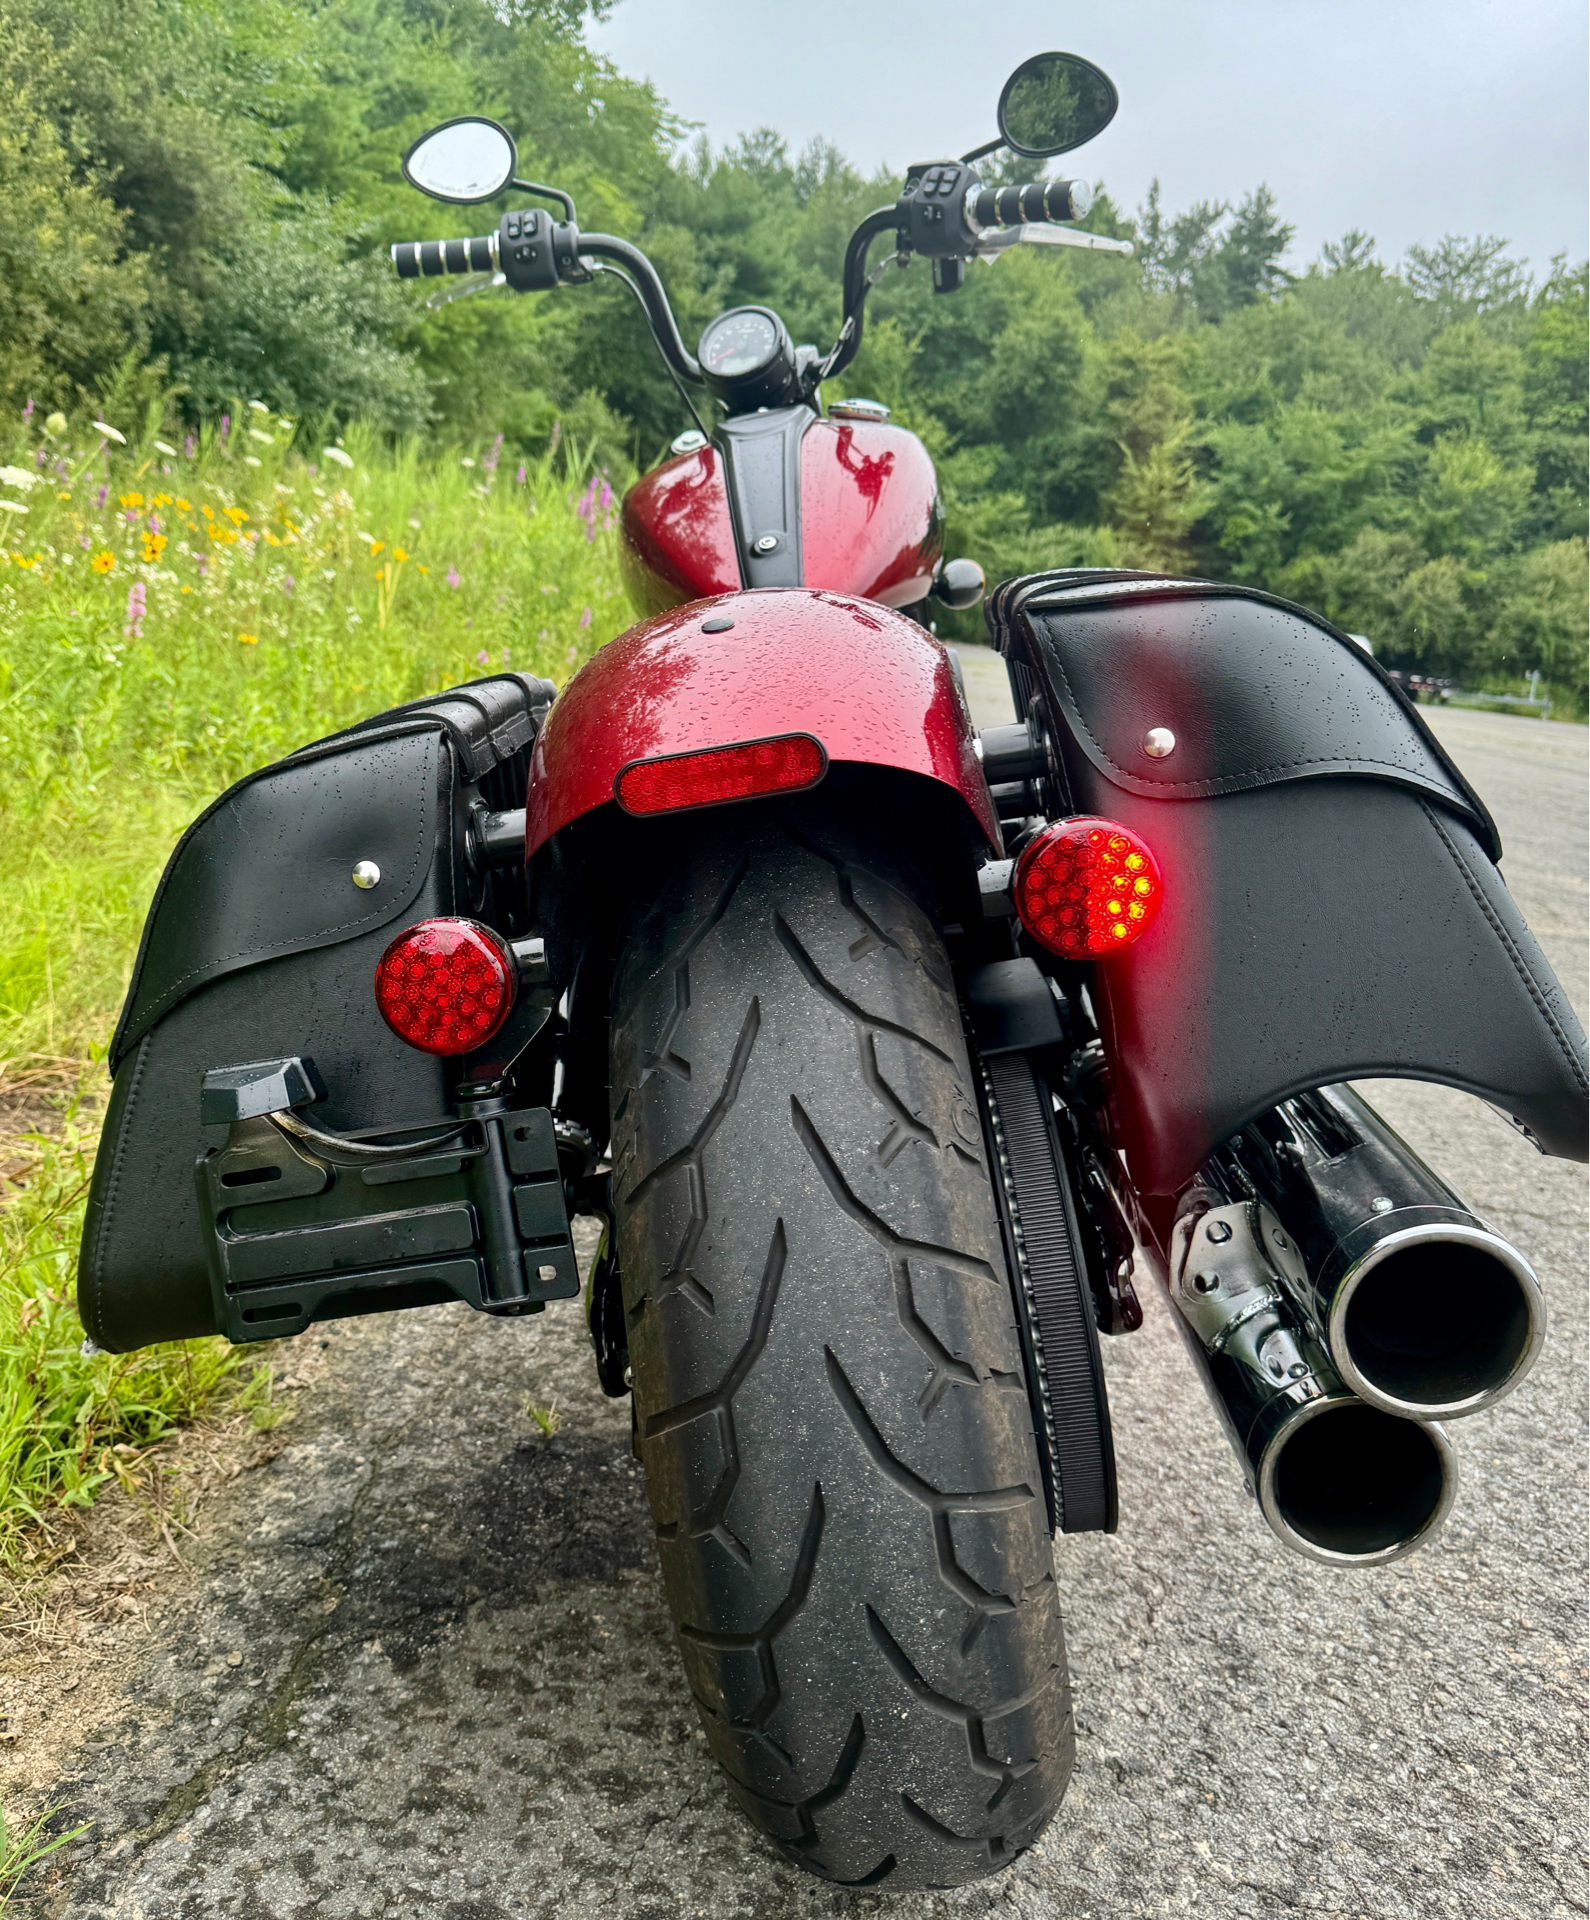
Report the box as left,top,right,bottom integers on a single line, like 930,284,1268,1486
699,309,778,377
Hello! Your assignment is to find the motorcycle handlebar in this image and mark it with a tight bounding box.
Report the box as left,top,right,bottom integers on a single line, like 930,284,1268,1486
969,180,1092,228
391,235,497,280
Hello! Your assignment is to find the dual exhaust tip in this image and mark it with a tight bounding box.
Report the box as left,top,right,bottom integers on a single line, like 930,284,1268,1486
1166,1087,1545,1569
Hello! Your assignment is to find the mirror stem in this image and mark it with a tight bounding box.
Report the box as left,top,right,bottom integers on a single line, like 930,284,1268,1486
959,137,1005,165
512,177,576,224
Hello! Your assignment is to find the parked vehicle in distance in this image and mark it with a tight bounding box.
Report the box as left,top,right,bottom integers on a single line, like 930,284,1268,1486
79,51,1588,1893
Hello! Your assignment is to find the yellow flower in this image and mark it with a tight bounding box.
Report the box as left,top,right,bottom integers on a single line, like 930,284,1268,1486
181,585,194,594
142,532,168,562
200,504,214,519
417,564,429,575
118,492,144,509
393,546,408,562
56,490,71,501
221,528,238,544
264,531,280,546
369,540,384,556
175,497,192,511
238,632,259,646
91,550,115,574
223,506,249,526
153,492,173,507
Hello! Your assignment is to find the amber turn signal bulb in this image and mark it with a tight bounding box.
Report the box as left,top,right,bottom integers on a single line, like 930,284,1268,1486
1013,817,1163,959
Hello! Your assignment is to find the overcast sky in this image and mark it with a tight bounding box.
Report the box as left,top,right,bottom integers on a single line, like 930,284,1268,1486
588,0,1587,275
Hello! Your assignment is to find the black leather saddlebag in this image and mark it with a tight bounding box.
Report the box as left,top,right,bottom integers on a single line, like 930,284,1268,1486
988,571,1588,1195
78,675,555,1351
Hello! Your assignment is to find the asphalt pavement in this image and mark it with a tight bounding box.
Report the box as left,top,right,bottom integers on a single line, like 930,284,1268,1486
16,667,1587,1919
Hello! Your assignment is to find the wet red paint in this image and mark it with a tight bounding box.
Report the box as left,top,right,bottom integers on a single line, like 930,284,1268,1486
525,588,997,855
800,420,942,607
618,419,943,614
618,446,739,617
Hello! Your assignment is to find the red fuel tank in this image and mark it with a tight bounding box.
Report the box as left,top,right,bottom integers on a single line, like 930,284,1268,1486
619,417,943,615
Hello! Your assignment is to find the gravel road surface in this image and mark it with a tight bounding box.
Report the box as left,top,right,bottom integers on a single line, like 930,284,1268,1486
14,671,1586,1920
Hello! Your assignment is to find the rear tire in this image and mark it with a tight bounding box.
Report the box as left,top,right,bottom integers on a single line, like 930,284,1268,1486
609,809,1073,1889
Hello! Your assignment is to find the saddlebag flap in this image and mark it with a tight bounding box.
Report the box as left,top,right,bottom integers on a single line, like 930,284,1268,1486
79,674,557,1352
988,571,1588,1193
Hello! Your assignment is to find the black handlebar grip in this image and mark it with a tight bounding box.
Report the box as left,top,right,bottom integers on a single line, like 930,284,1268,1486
391,234,497,279
970,179,1093,228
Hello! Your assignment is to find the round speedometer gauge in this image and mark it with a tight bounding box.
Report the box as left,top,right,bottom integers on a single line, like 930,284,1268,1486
699,308,780,378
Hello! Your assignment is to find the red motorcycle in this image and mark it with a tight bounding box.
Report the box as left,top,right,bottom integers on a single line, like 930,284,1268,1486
80,53,1587,1890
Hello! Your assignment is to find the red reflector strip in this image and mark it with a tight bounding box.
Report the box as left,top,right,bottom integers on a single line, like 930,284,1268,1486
615,733,827,816
1013,817,1164,960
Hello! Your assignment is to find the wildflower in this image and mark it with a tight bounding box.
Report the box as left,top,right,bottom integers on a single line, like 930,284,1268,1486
264,531,280,547
141,532,167,563
79,535,90,550
483,433,503,473
445,565,461,589
248,400,270,414
0,465,37,490
184,435,195,458
175,498,191,512
248,429,273,446
369,540,384,556
243,456,262,468
280,420,296,431
121,491,144,507
181,585,193,594
56,491,71,501
200,504,214,518
323,447,355,470
0,500,27,517
22,399,33,420
282,574,294,595
476,649,490,666
549,420,562,454
153,440,177,456
45,411,66,436
92,550,115,573
391,546,408,562
417,564,429,575
124,580,146,637
34,447,45,470
579,605,592,629
223,507,249,525
96,485,108,508
238,632,259,645
516,464,527,485
124,508,139,526
93,421,126,445
220,413,230,441
460,457,476,469
408,518,422,531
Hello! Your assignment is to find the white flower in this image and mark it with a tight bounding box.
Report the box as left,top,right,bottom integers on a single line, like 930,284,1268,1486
323,446,355,469
248,400,271,414
279,420,296,430
0,466,37,490
243,455,262,467
0,500,28,514
357,530,376,544
248,429,273,446
460,457,476,468
153,440,177,456
407,518,422,531
93,421,126,444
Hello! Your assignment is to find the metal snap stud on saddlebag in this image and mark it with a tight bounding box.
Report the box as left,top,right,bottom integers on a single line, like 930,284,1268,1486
351,861,381,890
1143,727,1176,759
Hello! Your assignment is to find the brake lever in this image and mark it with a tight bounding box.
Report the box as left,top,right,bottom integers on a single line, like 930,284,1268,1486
975,227,1135,258
424,270,508,310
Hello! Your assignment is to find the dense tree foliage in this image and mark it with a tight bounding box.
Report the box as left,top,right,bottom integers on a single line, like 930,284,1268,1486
3,0,1584,701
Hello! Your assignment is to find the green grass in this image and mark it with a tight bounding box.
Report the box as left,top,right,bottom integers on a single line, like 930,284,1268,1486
0,405,629,1565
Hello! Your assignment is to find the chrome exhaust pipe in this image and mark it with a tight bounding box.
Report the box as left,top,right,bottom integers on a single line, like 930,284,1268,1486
1208,1086,1546,1421
1167,1196,1457,1566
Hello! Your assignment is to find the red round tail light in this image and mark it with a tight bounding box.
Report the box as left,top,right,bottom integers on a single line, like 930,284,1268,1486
1013,818,1164,959
374,919,516,1055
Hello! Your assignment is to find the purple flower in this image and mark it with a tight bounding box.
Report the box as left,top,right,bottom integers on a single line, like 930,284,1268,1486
482,432,503,474
306,463,317,476
35,447,46,470
22,398,33,420
149,514,160,534
579,605,592,629
445,565,460,590
475,648,490,666
282,574,295,595
79,534,91,551
123,580,146,637
548,420,561,455
516,464,527,486
220,413,230,441
124,508,138,525
185,435,196,459
96,485,108,508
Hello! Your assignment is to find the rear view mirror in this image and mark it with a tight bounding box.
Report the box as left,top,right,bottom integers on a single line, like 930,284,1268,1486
402,117,518,205
997,52,1119,158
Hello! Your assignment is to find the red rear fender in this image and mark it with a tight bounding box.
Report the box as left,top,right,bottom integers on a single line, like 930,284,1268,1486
525,589,1000,856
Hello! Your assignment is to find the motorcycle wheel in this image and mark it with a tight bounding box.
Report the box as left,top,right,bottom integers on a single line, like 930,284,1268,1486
609,807,1073,1890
